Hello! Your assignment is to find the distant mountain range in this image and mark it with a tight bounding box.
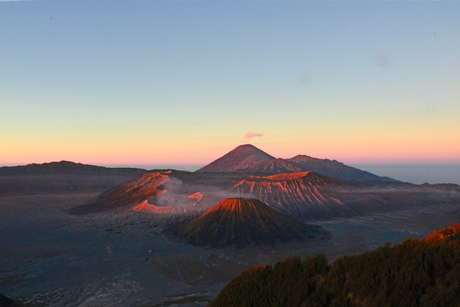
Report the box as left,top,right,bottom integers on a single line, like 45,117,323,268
197,144,396,182
0,161,145,175
0,161,147,196
0,145,394,197
4,147,460,223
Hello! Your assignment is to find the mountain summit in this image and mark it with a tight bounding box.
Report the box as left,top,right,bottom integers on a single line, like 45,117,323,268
166,198,321,248
196,144,275,173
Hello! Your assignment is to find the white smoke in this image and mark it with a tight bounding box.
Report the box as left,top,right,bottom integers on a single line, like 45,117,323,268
241,131,264,142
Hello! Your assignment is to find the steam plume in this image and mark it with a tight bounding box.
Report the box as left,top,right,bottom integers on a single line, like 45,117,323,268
241,131,264,142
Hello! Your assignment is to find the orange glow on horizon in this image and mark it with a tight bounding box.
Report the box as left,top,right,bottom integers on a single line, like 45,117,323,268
2,144,459,167
2,126,459,166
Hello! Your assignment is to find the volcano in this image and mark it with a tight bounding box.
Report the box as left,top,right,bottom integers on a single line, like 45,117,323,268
69,170,232,215
166,198,322,248
69,172,171,214
196,145,396,182
196,144,275,173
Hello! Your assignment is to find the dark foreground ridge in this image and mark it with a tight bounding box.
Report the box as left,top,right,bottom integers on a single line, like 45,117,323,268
165,198,324,248
0,294,15,307
210,223,460,307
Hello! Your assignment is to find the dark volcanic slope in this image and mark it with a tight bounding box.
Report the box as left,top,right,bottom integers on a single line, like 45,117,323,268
0,161,147,196
196,144,396,182
286,155,395,182
166,198,322,248
196,144,275,173
453,207,460,219
244,158,303,174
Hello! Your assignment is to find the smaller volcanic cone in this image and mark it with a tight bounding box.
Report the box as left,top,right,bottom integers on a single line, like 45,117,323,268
166,198,321,248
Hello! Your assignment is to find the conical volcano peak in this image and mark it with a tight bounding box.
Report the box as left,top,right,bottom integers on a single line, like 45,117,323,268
218,144,275,162
166,197,322,248
230,144,274,158
196,144,275,173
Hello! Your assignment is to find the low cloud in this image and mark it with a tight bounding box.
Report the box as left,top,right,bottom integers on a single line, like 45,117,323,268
241,131,264,142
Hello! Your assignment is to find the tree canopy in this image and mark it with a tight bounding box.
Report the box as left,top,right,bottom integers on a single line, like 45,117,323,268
210,224,460,307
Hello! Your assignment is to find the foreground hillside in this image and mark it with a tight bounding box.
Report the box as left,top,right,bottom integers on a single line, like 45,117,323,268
210,224,460,307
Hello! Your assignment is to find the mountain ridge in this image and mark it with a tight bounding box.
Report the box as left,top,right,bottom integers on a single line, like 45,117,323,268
0,161,148,197
197,144,397,182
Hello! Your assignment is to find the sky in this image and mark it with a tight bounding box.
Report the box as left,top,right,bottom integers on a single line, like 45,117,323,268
1,1,460,183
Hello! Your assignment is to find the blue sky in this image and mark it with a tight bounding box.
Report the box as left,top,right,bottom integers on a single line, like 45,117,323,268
1,1,460,183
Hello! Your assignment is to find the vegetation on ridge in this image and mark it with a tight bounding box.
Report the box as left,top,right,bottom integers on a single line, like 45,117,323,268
210,223,460,307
